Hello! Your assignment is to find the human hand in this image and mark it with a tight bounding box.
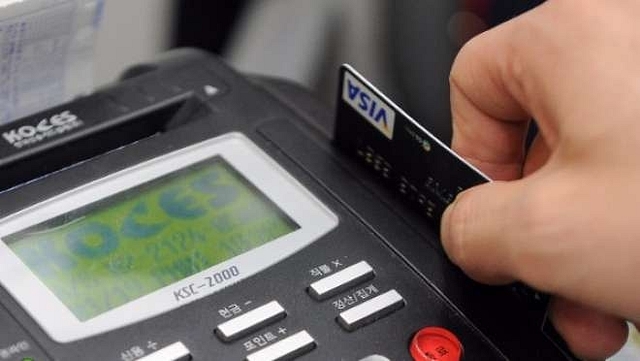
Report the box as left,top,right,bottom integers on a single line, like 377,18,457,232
441,1,640,359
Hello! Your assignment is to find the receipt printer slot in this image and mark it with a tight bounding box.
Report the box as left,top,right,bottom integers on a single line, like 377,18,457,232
0,92,207,191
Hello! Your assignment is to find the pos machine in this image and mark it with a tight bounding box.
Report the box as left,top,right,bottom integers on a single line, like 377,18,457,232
0,50,575,360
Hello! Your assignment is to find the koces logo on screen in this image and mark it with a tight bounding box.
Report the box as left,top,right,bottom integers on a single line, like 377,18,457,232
2,110,83,149
342,72,395,139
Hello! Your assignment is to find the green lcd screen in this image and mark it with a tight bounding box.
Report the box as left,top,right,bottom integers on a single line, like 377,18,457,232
5,157,300,321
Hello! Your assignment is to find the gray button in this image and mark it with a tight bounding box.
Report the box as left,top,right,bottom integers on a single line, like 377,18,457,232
308,261,375,300
245,330,316,361
359,356,391,361
337,290,405,331
216,301,286,342
136,342,191,361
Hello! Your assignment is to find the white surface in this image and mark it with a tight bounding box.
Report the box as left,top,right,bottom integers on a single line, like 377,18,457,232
94,0,174,86
216,301,285,341
309,261,374,299
0,132,339,343
245,330,315,361
0,0,176,123
610,325,640,360
0,0,102,124
338,289,404,328
226,0,336,87
225,0,397,102
137,342,191,361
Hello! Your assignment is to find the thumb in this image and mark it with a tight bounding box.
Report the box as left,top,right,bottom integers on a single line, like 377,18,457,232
441,179,532,285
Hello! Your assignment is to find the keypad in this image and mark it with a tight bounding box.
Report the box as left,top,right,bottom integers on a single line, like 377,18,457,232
215,301,286,342
308,261,375,301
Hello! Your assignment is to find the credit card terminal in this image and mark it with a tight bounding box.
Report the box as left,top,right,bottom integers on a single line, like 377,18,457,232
0,49,574,361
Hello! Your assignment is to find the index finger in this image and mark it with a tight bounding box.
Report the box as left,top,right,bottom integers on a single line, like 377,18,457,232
449,17,533,181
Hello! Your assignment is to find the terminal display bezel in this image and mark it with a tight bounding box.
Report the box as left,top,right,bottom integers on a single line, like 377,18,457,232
0,132,339,343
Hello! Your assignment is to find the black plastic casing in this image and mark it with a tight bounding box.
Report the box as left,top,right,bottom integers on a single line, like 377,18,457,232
0,49,574,361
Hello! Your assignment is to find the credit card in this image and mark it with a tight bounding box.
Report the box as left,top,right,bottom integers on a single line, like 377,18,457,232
334,65,550,313
334,64,490,231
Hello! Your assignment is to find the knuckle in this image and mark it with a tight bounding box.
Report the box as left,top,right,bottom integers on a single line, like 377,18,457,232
449,36,482,86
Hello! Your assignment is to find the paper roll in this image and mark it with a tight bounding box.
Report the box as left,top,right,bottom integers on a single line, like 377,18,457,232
0,0,103,125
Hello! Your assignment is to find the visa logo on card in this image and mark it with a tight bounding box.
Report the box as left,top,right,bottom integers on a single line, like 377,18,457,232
342,71,396,139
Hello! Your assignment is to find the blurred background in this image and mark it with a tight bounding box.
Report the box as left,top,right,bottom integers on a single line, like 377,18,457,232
2,1,638,358
95,0,541,142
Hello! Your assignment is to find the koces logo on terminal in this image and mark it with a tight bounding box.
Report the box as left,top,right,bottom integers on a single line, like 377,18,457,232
2,110,84,149
342,71,395,139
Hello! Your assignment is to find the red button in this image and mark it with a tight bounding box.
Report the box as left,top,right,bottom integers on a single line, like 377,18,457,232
410,326,463,361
